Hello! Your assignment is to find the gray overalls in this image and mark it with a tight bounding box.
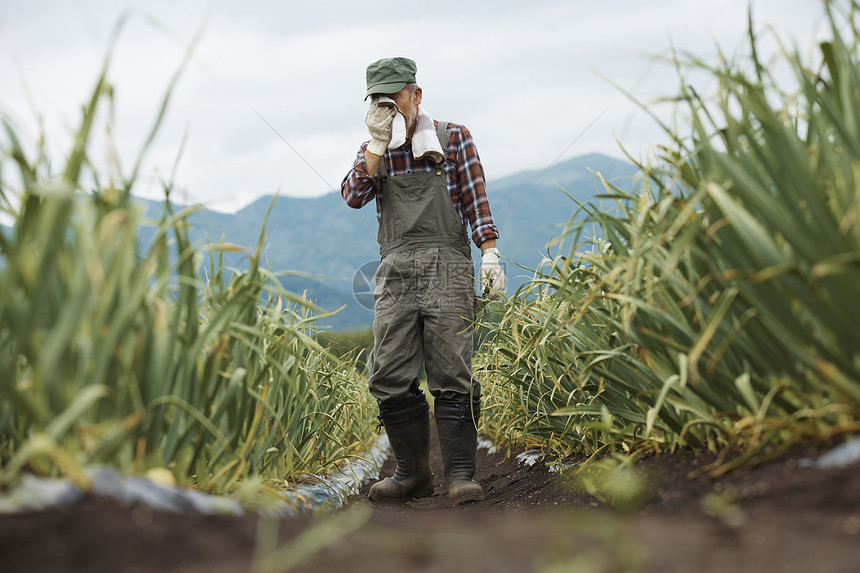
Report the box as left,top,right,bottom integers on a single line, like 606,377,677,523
368,123,480,405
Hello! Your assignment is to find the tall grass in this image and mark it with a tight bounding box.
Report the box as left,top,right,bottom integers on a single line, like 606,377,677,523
0,45,376,495
478,0,860,472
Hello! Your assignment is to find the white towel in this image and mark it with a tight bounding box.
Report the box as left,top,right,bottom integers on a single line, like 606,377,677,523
376,96,445,164
377,96,407,149
411,107,445,164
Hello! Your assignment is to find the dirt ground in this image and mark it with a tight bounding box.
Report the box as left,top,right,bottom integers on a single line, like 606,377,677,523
1,428,858,573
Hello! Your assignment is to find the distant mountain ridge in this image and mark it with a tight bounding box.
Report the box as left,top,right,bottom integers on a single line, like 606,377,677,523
140,153,639,329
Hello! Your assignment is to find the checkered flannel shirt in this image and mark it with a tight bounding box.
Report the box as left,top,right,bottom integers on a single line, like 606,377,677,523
340,122,500,248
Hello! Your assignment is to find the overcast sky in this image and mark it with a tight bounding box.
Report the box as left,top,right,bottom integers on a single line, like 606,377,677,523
0,0,831,212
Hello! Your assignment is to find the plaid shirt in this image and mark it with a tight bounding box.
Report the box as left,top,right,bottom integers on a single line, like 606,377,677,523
341,122,500,248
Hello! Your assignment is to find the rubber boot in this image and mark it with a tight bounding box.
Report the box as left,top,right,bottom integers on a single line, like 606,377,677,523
368,391,435,503
435,397,484,506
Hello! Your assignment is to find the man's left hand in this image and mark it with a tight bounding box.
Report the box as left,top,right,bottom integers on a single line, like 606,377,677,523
480,250,506,299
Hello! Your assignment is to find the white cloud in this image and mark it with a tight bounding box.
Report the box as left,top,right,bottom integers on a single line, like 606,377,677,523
0,0,832,212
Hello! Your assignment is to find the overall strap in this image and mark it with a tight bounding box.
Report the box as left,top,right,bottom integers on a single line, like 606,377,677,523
436,120,450,152
379,152,389,179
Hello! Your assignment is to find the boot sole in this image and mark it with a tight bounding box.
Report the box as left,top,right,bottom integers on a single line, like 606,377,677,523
451,491,484,506
368,482,435,504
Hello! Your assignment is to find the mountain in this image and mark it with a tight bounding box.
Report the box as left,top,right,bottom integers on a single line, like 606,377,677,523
139,153,639,330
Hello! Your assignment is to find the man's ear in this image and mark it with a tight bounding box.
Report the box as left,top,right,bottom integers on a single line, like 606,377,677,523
413,86,423,106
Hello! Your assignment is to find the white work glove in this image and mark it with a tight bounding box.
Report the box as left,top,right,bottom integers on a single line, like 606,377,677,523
365,99,396,156
480,249,506,299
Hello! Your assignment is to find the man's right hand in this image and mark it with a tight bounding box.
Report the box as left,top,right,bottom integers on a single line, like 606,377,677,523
365,99,396,157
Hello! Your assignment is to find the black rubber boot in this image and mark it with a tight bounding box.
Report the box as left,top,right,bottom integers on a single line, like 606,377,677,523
435,397,484,506
368,391,435,504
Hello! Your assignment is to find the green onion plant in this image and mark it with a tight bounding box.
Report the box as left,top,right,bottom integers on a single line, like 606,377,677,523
478,0,860,474
0,39,376,496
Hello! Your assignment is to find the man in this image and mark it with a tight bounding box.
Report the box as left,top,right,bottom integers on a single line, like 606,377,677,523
341,57,506,506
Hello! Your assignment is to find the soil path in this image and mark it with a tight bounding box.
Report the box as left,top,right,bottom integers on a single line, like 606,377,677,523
1,427,859,572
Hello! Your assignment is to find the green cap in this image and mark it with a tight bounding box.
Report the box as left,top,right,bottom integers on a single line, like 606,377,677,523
365,57,417,99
